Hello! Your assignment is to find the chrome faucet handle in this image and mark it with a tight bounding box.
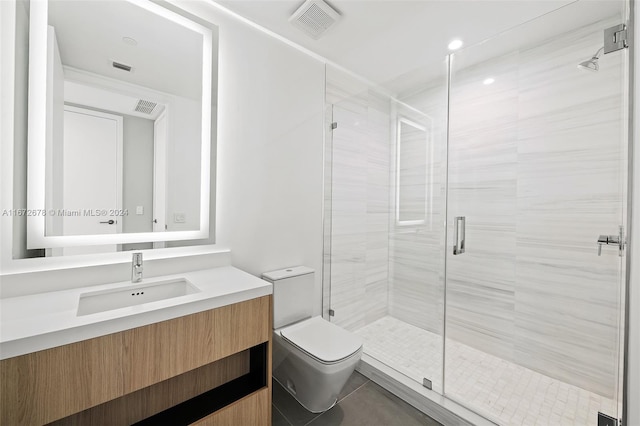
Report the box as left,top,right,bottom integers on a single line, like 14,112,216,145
132,252,143,282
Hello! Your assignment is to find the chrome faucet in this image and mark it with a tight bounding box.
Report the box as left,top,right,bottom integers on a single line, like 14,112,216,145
132,253,143,282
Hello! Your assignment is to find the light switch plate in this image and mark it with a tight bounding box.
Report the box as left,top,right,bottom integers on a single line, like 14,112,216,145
174,213,186,223
136,206,144,215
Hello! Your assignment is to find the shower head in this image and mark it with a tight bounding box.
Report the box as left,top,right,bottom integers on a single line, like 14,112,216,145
578,58,599,71
577,47,604,72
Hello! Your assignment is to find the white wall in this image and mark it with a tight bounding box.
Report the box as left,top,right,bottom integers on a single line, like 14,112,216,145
166,95,202,232
195,2,325,314
122,115,154,237
2,1,326,314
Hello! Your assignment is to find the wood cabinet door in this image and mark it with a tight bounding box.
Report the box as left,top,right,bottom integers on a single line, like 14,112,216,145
122,296,270,393
0,333,123,425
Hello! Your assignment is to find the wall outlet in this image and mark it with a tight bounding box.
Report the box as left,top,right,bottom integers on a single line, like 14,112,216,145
173,213,186,223
136,206,144,215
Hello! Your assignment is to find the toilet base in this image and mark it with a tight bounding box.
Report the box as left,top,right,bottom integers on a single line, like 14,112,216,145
274,376,338,413
272,330,362,413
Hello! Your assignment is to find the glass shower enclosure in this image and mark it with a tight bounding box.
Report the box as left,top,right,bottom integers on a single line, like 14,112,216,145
323,1,629,425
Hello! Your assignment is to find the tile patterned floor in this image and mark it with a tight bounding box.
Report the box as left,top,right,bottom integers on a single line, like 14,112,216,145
354,316,444,393
355,316,618,426
272,371,441,426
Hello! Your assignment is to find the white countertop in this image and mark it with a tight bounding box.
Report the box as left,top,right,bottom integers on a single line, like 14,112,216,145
0,266,272,360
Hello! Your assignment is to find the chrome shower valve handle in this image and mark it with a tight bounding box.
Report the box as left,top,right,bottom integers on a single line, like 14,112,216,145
597,226,625,257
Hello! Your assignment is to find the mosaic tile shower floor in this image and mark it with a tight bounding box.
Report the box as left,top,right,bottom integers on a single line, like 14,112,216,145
355,316,618,426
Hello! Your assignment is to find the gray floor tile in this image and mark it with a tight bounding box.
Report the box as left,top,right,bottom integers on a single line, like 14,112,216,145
308,381,442,426
337,371,369,402
272,379,321,426
272,404,292,426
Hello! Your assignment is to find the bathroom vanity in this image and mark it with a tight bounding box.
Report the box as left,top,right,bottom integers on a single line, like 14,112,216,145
0,266,272,425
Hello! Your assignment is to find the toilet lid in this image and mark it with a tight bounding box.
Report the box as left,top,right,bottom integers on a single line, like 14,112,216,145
280,317,363,363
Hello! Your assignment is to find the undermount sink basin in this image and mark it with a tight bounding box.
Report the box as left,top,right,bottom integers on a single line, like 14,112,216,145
77,278,200,316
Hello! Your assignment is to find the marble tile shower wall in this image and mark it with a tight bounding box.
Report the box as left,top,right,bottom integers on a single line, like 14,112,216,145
325,73,392,331
444,18,624,398
389,82,448,335
325,15,623,400
446,51,520,365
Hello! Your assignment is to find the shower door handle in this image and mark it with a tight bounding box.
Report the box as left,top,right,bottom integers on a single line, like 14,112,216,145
453,216,466,255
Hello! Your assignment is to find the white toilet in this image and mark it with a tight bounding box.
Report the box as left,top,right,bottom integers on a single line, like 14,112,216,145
262,266,363,413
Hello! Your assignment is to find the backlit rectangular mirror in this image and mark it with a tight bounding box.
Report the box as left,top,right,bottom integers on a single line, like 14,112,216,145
26,0,215,253
396,116,432,226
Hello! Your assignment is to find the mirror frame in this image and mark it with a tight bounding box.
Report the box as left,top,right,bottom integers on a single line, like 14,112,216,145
395,116,433,227
26,0,213,249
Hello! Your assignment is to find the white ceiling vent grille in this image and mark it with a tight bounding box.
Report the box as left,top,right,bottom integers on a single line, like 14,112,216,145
134,99,157,114
112,61,132,72
289,0,340,40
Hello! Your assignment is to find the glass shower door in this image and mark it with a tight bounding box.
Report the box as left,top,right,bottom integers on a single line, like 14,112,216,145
444,2,628,425
324,65,448,394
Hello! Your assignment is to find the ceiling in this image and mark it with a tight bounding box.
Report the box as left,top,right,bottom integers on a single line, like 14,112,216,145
216,0,623,95
49,0,206,100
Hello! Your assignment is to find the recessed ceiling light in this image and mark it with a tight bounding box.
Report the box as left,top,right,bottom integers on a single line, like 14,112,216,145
483,78,495,85
448,39,463,50
122,37,138,46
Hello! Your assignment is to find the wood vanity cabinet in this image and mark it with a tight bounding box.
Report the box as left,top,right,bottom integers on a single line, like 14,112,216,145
191,388,270,426
0,295,272,426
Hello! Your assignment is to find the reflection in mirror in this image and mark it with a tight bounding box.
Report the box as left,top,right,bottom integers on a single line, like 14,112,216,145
27,0,215,254
396,117,432,226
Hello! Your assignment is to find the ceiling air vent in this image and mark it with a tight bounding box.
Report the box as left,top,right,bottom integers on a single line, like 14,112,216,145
289,0,340,40
112,61,132,72
134,99,157,114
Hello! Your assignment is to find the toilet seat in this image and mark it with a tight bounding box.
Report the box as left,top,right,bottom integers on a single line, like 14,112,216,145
280,316,363,364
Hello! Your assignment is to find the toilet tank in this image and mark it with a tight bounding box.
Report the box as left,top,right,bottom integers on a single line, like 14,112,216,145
262,266,314,329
